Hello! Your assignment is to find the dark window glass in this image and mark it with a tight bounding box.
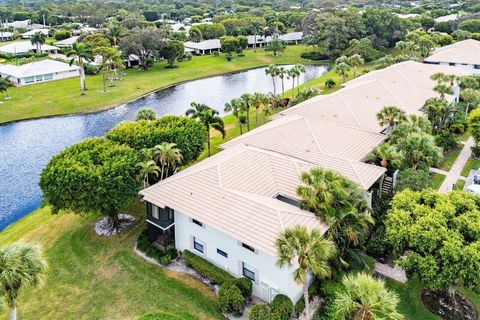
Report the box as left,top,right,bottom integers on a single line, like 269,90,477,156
242,243,255,252
192,219,203,227
274,194,301,207
193,237,204,253
242,262,255,281
217,249,228,258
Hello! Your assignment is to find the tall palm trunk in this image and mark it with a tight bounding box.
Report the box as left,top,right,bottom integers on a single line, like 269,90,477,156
255,107,259,128
353,65,357,78
254,34,257,49
303,281,310,320
281,77,285,96
10,307,16,320
271,76,276,94
292,77,295,97
207,125,211,156
246,106,250,132
79,64,86,93
237,117,243,134
102,72,106,92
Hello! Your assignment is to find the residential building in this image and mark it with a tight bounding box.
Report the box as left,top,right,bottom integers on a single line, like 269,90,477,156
278,32,303,44
184,39,221,55
423,39,480,74
0,32,13,41
21,28,50,39
54,36,79,49
0,41,59,55
0,59,79,85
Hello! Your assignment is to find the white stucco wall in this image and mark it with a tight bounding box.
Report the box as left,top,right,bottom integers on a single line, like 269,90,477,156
17,69,79,86
435,61,480,74
174,210,307,303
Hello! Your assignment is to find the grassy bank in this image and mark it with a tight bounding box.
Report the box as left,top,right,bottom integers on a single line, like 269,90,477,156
0,204,222,320
0,45,315,124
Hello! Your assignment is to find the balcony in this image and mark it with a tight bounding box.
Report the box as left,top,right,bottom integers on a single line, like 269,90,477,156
146,202,175,230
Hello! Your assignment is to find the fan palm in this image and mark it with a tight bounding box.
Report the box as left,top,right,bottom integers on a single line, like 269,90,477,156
137,160,160,188
461,88,480,120
434,83,454,99
397,132,443,169
287,68,297,97
277,66,287,96
108,24,123,46
370,143,403,169
67,42,93,93
333,273,403,320
186,103,225,156
295,65,305,94
0,242,48,320
153,142,182,180
250,92,266,128
265,64,279,94
276,226,336,320
335,62,350,82
423,98,455,134
225,98,245,134
240,93,252,131
30,31,46,53
376,106,407,130
248,20,263,49
348,54,364,78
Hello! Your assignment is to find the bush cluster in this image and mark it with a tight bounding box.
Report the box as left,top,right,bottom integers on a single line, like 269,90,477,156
300,51,329,61
313,279,344,320
218,280,245,315
136,228,178,265
366,225,391,259
248,294,293,320
182,250,235,285
106,115,207,165
434,130,460,153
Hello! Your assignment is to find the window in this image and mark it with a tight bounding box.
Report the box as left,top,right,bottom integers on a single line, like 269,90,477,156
449,62,455,66
274,194,301,207
35,75,43,82
192,219,203,227
193,237,204,253
24,76,34,83
242,243,255,252
242,262,255,281
43,73,53,80
474,65,480,70
217,249,228,258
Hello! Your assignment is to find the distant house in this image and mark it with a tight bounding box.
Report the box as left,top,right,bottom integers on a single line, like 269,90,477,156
184,39,221,55
0,32,13,42
424,39,480,74
54,36,79,49
3,20,30,30
278,32,303,44
0,59,80,85
0,41,59,55
247,35,268,48
395,13,419,19
21,28,50,39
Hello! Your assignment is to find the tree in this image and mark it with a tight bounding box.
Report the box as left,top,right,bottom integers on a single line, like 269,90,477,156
266,39,285,56
277,66,287,96
0,243,48,320
396,168,431,192
39,138,140,231
137,160,160,188
119,27,167,70
325,78,336,89
30,31,45,53
332,273,403,320
0,77,13,99
225,98,245,134
461,88,480,120
386,189,480,307
294,65,306,94
220,36,238,60
265,65,279,94
423,98,456,134
287,67,299,97
186,102,225,156
397,132,443,169
108,24,123,46
67,42,93,94
335,62,350,82
250,92,266,128
135,108,156,121
94,46,124,92
276,225,336,320
370,143,403,169
348,54,364,78
240,93,253,132
160,40,184,68
376,106,407,130
152,142,182,181
248,20,263,49
467,109,480,146
189,27,202,42
434,83,454,99
236,36,248,56
297,168,373,269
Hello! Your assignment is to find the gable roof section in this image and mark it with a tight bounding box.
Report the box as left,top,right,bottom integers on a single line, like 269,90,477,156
424,39,480,66
0,41,59,54
0,60,79,78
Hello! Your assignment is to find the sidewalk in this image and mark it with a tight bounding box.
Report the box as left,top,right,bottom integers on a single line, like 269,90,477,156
436,137,475,194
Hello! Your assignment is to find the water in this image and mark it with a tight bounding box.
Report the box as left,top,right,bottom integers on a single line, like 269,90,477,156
0,64,328,230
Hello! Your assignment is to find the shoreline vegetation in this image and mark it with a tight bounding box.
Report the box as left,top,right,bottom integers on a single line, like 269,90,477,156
0,45,321,125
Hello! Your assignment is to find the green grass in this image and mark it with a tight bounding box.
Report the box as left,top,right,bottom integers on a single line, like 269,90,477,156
461,158,480,177
439,148,462,172
431,173,446,190
460,131,470,142
456,179,466,190
0,45,319,124
0,204,222,320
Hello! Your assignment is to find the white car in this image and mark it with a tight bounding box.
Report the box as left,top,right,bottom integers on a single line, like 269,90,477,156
466,184,480,196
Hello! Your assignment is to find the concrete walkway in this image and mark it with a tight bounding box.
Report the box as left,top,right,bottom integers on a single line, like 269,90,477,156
437,137,475,194
374,262,407,283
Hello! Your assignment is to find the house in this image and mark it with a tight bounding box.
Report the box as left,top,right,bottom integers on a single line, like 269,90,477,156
423,39,480,74
21,28,50,39
139,58,475,303
3,20,29,30
54,36,79,49
278,32,303,44
0,59,79,85
0,41,59,55
0,32,13,41
247,35,268,48
184,39,221,55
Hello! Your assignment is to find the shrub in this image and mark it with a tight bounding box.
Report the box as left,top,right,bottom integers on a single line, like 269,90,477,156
182,250,234,285
136,228,177,265
270,294,293,320
300,51,329,60
234,277,253,299
366,225,391,259
218,281,245,315
136,108,156,121
249,304,270,320
106,116,207,165
434,130,459,153
85,64,99,75
449,123,465,134
54,29,72,41
315,279,344,320
396,168,431,192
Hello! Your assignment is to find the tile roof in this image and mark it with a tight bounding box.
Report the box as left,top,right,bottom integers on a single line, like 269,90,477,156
0,59,79,78
424,39,480,66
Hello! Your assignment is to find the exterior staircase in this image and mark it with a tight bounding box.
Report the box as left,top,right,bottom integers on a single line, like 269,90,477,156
381,176,393,195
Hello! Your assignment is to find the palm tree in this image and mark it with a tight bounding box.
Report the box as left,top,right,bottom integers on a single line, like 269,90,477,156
461,88,480,121
137,160,160,188
376,106,407,131
108,24,123,46
423,98,455,134
333,273,403,320
153,142,182,180
434,83,454,99
398,132,443,169
370,143,403,169
0,242,48,320
67,42,93,94
276,226,336,320
297,168,373,269
248,21,263,49
225,98,245,134
348,54,364,78
277,66,287,96
0,76,13,99
265,64,279,94
241,93,252,131
395,40,408,54
30,32,46,53
287,68,297,97
186,103,225,156
250,92,266,128
335,62,350,83
135,108,156,121
295,64,305,95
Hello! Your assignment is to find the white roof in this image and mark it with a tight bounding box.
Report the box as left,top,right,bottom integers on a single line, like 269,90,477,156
184,39,221,50
395,13,419,19
435,14,458,22
4,20,30,29
424,40,480,66
247,35,268,45
55,36,79,46
278,32,303,42
0,41,59,54
0,59,79,78
22,29,50,37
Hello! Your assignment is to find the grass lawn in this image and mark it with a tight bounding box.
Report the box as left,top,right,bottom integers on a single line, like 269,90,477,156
439,148,462,172
461,157,480,177
0,204,222,320
460,132,470,142
431,173,446,190
456,179,466,190
0,45,320,124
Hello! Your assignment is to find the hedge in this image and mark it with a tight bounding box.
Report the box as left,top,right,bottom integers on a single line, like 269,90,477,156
182,250,235,285
218,281,245,316
270,294,293,320
136,228,178,265
234,277,253,299
106,115,207,165
248,304,271,320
